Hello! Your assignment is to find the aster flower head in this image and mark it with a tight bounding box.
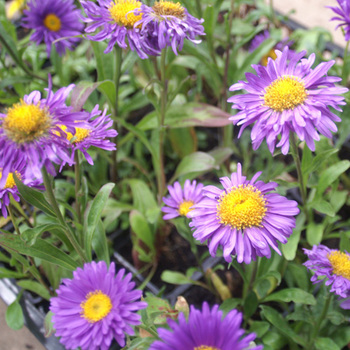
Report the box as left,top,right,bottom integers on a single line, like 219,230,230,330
0,158,43,218
162,180,204,220
58,105,118,166
328,0,350,41
150,302,263,350
188,163,299,264
50,261,147,350
0,78,89,183
228,47,348,155
22,0,84,57
81,0,160,58
135,0,205,55
304,244,350,298
249,30,294,66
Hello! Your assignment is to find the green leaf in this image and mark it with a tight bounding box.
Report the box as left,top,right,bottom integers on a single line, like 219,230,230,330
6,300,24,331
137,103,231,130
244,291,258,319
127,179,159,224
161,271,193,285
173,152,216,180
311,200,335,217
316,160,350,196
92,220,110,264
71,80,116,112
260,305,306,346
282,213,305,261
169,127,197,157
0,234,78,270
249,321,270,338
0,267,26,279
315,338,340,350
90,41,115,82
17,280,51,300
84,183,115,261
303,148,339,175
21,223,65,246
263,288,316,305
14,176,56,217
44,312,55,338
219,298,242,313
306,222,324,246
130,210,155,252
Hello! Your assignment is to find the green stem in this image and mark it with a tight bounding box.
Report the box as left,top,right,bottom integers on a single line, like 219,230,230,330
74,152,83,246
290,134,309,222
243,259,258,299
342,41,350,85
111,46,123,184
157,48,167,204
139,262,158,291
7,203,20,235
306,294,332,350
222,0,235,148
41,167,87,263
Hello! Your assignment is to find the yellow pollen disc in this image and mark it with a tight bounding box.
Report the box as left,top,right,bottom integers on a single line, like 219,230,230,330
264,75,307,112
81,290,112,323
217,184,266,231
153,0,185,18
0,171,21,189
328,251,350,280
43,13,62,32
109,0,142,29
55,124,90,143
194,346,220,350
178,200,194,217
4,100,52,144
261,49,277,66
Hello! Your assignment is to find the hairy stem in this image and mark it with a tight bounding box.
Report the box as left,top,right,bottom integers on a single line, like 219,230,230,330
306,294,332,350
111,46,123,183
290,134,309,222
157,48,167,204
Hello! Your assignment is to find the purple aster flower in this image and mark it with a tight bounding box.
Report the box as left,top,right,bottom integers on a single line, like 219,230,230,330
150,302,263,350
0,158,43,218
59,105,118,166
80,0,160,58
228,47,348,155
50,261,147,350
303,244,350,298
135,1,205,55
249,30,294,66
0,78,89,183
188,163,299,264
328,0,350,41
162,180,204,220
22,0,84,57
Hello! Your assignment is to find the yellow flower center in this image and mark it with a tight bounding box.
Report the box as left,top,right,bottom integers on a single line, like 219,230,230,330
217,184,267,231
6,0,26,20
264,75,307,112
328,251,350,280
178,200,194,217
261,49,277,66
109,0,142,29
4,100,52,144
0,171,21,189
81,290,113,323
194,346,220,350
56,124,91,143
43,13,61,32
152,0,185,18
